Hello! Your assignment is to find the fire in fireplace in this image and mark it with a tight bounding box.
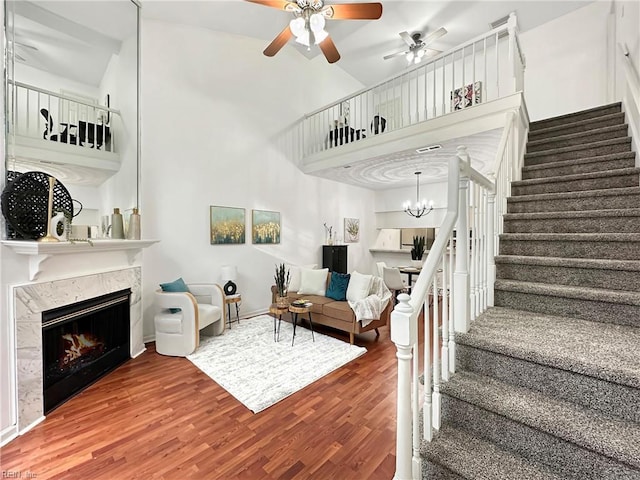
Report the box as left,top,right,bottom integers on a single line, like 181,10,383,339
42,288,131,413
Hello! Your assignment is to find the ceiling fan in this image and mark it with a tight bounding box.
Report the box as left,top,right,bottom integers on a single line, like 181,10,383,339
245,0,383,64
383,27,447,64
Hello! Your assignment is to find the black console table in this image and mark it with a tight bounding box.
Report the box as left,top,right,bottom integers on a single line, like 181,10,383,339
323,245,348,273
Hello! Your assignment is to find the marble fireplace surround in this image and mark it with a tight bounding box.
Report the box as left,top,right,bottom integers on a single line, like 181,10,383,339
14,267,143,432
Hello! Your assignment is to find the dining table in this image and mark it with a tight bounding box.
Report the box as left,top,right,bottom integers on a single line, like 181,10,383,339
398,266,422,292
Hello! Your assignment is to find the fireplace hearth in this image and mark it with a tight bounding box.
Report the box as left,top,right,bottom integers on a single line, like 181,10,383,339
42,289,131,413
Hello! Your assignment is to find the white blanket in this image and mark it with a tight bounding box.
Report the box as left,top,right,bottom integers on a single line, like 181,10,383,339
348,276,392,327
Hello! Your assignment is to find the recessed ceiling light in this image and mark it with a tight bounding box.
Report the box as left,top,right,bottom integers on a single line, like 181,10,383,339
415,144,442,154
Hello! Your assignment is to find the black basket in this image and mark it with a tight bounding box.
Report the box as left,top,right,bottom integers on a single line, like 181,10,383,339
1,171,73,240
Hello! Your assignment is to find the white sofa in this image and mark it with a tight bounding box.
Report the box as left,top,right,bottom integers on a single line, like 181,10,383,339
154,283,225,356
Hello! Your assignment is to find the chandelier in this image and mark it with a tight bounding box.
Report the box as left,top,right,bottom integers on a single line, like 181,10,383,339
403,171,433,218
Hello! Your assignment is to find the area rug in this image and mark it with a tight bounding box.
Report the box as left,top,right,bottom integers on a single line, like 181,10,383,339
187,315,367,413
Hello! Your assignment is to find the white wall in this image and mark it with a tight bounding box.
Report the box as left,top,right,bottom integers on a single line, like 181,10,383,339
521,2,611,121
140,20,374,339
100,34,139,220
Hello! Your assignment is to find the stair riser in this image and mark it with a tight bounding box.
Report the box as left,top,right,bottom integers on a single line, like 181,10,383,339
496,262,640,291
522,158,636,180
457,345,640,423
503,216,640,234
494,290,640,327
507,194,640,213
530,105,622,131
525,141,631,166
527,126,628,154
512,174,639,196
422,462,464,480
499,239,640,260
441,396,638,480
528,114,626,141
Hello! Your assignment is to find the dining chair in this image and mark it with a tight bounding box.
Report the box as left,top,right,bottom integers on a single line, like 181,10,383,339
40,108,78,145
382,267,409,303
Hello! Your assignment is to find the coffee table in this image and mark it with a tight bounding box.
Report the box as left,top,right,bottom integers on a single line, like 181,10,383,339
288,302,315,346
268,303,289,342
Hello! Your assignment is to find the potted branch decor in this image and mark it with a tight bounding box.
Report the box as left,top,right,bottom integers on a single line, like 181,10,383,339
274,263,290,308
411,235,426,267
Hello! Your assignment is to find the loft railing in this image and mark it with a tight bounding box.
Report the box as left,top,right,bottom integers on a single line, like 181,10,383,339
298,12,525,159
391,147,497,479
7,80,121,153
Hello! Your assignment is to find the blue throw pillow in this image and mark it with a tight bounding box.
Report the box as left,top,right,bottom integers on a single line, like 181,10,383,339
160,278,190,313
325,272,350,301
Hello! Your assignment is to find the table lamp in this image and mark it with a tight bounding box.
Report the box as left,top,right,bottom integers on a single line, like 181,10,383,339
221,265,238,295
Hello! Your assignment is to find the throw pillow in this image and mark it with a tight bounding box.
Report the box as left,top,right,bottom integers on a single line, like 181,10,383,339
160,277,190,313
298,268,329,296
326,272,351,301
346,271,373,302
287,263,317,292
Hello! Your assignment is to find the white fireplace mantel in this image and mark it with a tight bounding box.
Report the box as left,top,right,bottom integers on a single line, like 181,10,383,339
2,239,159,280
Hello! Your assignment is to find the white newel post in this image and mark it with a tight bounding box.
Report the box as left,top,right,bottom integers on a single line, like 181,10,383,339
455,152,471,333
392,294,417,480
487,192,496,307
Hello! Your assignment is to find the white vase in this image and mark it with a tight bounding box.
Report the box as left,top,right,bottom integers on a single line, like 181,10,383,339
411,259,423,268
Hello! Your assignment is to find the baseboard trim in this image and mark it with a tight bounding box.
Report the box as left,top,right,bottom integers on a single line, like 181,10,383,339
0,424,18,447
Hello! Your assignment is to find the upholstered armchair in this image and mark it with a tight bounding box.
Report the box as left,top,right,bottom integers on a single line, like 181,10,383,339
154,283,225,356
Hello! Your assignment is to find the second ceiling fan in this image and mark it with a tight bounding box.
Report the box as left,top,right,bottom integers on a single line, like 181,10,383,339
384,27,448,64
246,0,382,64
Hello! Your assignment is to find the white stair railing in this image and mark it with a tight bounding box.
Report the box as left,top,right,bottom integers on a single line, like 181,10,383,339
391,146,496,480
7,80,120,153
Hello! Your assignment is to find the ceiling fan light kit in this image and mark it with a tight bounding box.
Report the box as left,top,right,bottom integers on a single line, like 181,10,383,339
246,0,382,63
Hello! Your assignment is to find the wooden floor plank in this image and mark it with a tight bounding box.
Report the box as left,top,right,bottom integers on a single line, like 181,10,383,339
0,321,409,479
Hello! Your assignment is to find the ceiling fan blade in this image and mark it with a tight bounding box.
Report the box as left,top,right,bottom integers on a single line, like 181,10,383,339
383,50,409,60
422,27,447,47
319,35,341,64
245,0,297,11
424,48,442,57
326,3,382,20
263,25,294,57
399,31,415,47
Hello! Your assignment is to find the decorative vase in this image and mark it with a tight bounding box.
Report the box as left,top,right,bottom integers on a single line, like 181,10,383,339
276,295,289,308
111,208,125,239
411,259,423,268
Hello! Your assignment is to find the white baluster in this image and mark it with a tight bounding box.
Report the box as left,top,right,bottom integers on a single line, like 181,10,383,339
423,291,432,441
448,234,456,373
442,254,450,381
432,276,441,430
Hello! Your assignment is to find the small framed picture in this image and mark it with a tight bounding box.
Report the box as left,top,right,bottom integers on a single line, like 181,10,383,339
252,210,280,244
344,218,360,243
210,206,245,244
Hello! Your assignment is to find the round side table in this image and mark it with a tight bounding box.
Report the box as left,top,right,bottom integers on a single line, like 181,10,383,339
225,294,241,328
288,303,315,346
268,303,289,342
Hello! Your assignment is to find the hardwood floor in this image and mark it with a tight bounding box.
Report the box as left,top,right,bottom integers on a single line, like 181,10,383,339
1,320,404,480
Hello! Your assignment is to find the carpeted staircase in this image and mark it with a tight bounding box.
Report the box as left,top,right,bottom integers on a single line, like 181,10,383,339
422,102,640,479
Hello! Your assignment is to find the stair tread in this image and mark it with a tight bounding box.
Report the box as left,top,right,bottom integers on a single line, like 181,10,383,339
442,370,640,468
528,112,626,139
529,103,622,131
458,307,640,389
500,232,640,241
504,208,640,220
512,167,640,187
494,255,640,271
522,152,635,172
527,124,628,148
423,424,566,480
524,137,631,159
507,186,640,203
495,279,640,305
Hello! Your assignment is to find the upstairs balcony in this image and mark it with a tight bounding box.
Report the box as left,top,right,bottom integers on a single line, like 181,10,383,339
292,13,527,179
6,80,123,187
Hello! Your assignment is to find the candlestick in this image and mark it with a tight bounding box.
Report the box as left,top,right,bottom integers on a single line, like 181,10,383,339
38,176,60,243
